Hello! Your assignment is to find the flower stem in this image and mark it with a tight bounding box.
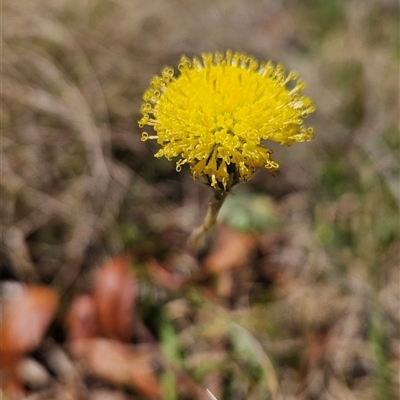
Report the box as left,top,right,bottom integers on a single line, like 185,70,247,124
189,189,228,247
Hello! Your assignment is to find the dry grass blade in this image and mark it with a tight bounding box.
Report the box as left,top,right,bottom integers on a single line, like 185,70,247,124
206,388,219,400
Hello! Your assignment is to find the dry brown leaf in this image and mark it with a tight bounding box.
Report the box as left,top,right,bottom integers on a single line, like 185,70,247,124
92,256,137,342
0,284,59,370
147,259,186,290
0,371,26,400
0,284,58,398
69,338,162,399
204,226,256,273
64,294,98,341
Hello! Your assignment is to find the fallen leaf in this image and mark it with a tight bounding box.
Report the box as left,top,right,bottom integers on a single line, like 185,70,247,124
92,256,137,342
0,284,59,370
204,226,256,273
0,283,58,398
147,259,186,291
70,338,162,399
65,294,98,341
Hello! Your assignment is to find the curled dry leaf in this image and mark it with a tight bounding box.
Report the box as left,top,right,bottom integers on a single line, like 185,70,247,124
70,338,162,399
64,294,98,341
0,284,59,370
92,256,137,342
204,226,256,273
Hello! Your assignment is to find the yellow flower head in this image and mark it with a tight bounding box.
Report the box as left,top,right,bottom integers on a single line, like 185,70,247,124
139,51,315,190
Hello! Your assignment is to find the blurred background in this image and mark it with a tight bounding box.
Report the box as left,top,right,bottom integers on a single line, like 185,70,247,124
1,0,399,399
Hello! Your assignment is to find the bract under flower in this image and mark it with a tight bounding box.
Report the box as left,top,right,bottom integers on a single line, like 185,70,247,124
139,51,315,190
